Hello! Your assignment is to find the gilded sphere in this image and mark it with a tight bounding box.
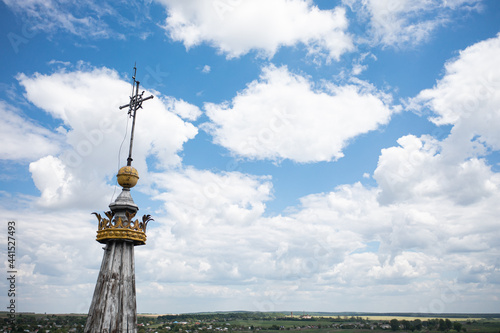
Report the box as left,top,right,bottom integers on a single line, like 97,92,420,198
117,166,139,188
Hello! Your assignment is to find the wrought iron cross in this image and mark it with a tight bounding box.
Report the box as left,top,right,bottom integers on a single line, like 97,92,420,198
119,65,154,166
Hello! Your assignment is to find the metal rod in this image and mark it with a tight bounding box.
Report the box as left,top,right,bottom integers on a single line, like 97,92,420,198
119,65,154,167
127,80,140,166
130,64,136,113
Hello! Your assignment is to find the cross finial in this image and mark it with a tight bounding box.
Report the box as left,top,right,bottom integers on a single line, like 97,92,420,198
119,65,154,166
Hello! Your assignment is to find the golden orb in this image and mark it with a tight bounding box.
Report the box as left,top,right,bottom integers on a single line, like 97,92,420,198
117,166,139,188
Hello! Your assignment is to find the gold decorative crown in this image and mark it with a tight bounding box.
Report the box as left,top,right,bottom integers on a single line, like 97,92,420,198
92,211,153,245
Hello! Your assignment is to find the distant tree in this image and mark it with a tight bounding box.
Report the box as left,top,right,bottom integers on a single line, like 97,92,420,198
426,319,439,330
414,319,423,331
453,322,462,332
439,319,446,331
445,319,453,330
390,319,400,331
401,319,413,331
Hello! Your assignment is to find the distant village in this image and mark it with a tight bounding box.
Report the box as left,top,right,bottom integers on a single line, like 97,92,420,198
1,311,490,333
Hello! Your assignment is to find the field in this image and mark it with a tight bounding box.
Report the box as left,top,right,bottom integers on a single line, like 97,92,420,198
318,315,482,322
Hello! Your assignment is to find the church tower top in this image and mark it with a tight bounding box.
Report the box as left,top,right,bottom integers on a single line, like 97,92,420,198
91,65,154,246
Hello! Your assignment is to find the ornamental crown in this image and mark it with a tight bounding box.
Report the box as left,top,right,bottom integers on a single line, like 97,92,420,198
92,210,153,246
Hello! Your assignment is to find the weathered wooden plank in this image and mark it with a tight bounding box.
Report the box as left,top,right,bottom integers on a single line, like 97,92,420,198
84,240,137,333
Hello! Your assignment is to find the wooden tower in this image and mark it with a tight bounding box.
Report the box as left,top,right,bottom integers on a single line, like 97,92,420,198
85,66,153,333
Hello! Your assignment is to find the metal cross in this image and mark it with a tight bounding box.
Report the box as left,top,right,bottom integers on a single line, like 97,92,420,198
119,65,154,166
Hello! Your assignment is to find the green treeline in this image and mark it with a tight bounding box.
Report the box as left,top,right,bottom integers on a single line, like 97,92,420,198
2,311,500,333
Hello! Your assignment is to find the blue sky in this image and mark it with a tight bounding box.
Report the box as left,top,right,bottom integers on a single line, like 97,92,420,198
1,0,500,314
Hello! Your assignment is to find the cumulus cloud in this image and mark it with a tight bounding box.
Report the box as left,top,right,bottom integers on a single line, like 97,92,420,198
152,167,273,230
161,96,203,121
17,66,199,209
140,168,275,284
366,35,500,299
372,34,500,209
343,0,482,47
0,207,100,313
157,0,354,61
0,101,61,161
373,34,500,209
374,135,499,205
28,155,114,209
130,169,500,312
204,65,395,163
6,158,500,313
202,65,211,74
409,33,500,153
142,171,374,299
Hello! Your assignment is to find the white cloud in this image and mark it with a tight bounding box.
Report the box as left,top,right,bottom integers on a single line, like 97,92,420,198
0,101,61,161
152,167,273,230
373,33,500,210
374,134,499,206
202,65,211,74
0,207,100,313
5,158,500,313
204,65,395,163
28,155,114,209
140,167,275,284
351,52,376,75
157,0,354,61
409,33,500,153
343,0,482,47
48,59,72,67
145,169,370,290
378,35,500,209
161,96,202,121
131,169,500,312
17,66,199,209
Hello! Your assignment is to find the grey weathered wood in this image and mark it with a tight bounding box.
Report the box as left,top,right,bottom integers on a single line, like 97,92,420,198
84,240,137,333
85,188,141,333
